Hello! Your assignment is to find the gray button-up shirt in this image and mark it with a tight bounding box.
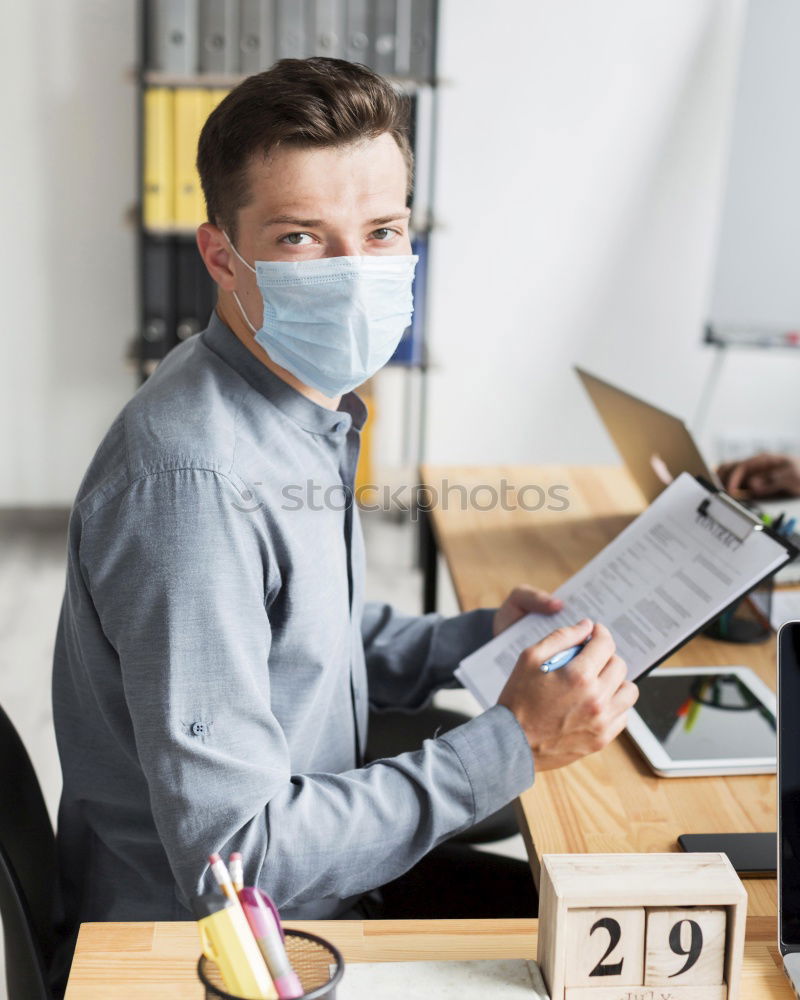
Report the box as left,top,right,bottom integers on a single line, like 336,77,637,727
52,313,534,947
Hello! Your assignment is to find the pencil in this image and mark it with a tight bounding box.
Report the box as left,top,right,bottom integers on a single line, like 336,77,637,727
229,852,244,893
209,852,239,905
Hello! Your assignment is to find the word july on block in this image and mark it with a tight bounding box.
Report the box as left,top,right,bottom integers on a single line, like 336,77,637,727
536,853,747,1000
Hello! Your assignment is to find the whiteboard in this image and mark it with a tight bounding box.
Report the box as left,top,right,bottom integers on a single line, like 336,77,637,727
708,0,800,332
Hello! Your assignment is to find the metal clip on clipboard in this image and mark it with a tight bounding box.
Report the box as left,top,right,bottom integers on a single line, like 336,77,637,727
696,491,764,545
697,488,772,643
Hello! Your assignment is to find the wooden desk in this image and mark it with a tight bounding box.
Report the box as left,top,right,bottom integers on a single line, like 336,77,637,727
420,464,779,917
65,917,792,998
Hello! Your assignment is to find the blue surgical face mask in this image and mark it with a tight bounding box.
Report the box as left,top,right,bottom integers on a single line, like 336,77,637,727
225,234,418,397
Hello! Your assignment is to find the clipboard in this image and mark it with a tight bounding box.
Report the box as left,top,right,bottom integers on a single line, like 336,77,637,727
455,473,798,709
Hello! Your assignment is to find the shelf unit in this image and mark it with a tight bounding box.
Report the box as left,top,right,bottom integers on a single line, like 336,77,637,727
134,1,440,475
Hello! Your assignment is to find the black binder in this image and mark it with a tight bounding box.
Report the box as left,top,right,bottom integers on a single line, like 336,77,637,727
141,236,177,372
176,241,215,344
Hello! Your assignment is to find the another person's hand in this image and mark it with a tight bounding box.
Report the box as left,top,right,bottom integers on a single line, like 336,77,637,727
717,452,800,499
493,584,563,636
498,619,638,772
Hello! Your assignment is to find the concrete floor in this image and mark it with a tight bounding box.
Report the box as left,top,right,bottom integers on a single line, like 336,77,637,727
0,508,525,999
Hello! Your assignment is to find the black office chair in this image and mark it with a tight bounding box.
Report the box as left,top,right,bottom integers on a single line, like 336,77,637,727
366,705,519,844
0,702,56,1000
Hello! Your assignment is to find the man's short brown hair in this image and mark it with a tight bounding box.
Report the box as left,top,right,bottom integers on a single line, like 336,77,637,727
197,57,414,241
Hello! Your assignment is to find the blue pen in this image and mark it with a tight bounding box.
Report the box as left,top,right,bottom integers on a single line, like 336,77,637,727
541,638,591,673
784,517,797,536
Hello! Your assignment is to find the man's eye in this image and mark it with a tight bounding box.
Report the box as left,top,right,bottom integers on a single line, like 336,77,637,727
371,228,395,241
280,232,313,246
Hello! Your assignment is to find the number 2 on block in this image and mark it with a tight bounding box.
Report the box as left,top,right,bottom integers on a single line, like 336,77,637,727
590,917,624,976
565,907,645,987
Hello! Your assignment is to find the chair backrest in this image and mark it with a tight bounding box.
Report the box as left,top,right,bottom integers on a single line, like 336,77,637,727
0,702,56,1000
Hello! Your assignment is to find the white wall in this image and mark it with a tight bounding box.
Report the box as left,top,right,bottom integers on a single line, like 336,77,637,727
425,0,756,468
4,0,795,505
0,0,138,506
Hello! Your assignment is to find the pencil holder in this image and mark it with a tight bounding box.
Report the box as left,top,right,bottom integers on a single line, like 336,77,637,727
198,928,345,1000
703,575,774,644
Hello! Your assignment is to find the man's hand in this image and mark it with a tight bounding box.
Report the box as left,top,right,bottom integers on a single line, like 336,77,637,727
498,619,638,772
717,452,800,499
493,585,563,637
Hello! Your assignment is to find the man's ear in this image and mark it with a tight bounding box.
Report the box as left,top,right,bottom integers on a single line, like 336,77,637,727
197,224,237,291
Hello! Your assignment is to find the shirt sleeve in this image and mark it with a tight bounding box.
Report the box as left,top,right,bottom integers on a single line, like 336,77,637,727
361,602,496,710
85,468,534,914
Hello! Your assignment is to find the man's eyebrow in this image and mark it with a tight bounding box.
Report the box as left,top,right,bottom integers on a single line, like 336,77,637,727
263,210,411,228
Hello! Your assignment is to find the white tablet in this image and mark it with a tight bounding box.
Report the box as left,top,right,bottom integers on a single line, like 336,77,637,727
625,666,776,777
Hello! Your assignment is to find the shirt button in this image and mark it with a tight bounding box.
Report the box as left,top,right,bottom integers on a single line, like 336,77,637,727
192,723,205,736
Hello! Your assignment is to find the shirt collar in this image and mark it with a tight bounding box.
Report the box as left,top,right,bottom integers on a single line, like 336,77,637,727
201,311,367,435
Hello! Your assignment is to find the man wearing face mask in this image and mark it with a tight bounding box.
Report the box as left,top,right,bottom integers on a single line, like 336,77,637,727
51,58,637,976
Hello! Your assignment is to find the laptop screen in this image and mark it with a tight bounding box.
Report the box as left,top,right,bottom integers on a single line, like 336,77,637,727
779,623,800,950
574,367,716,504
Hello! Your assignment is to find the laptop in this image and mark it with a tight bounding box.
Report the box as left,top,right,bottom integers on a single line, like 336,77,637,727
575,365,800,522
575,367,717,503
778,621,800,994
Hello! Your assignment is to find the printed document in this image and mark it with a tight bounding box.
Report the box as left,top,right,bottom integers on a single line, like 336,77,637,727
456,474,790,708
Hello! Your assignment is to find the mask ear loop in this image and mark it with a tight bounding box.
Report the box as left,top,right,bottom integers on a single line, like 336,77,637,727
222,231,260,336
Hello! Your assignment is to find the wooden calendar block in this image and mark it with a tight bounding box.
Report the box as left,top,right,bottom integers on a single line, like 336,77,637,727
644,907,726,986
564,986,726,1000
537,853,746,1000
564,907,645,987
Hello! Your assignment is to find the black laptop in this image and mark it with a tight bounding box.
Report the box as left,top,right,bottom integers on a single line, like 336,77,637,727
778,621,800,992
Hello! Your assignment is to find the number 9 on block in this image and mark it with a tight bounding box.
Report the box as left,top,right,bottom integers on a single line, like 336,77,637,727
644,908,726,986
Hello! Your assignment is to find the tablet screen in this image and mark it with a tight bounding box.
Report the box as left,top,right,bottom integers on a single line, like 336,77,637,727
635,671,776,761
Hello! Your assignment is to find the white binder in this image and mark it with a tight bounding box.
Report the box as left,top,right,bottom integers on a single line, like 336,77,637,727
308,0,347,59
148,0,199,74
276,0,307,59
371,0,398,76
345,0,370,64
409,0,436,81
198,0,240,74
239,0,277,74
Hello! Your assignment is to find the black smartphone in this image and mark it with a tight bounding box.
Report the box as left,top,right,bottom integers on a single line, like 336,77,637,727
677,832,776,877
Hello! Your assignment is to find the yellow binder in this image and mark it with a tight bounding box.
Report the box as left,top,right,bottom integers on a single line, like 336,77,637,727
174,88,209,228
143,87,174,230
207,88,231,114
355,378,377,507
